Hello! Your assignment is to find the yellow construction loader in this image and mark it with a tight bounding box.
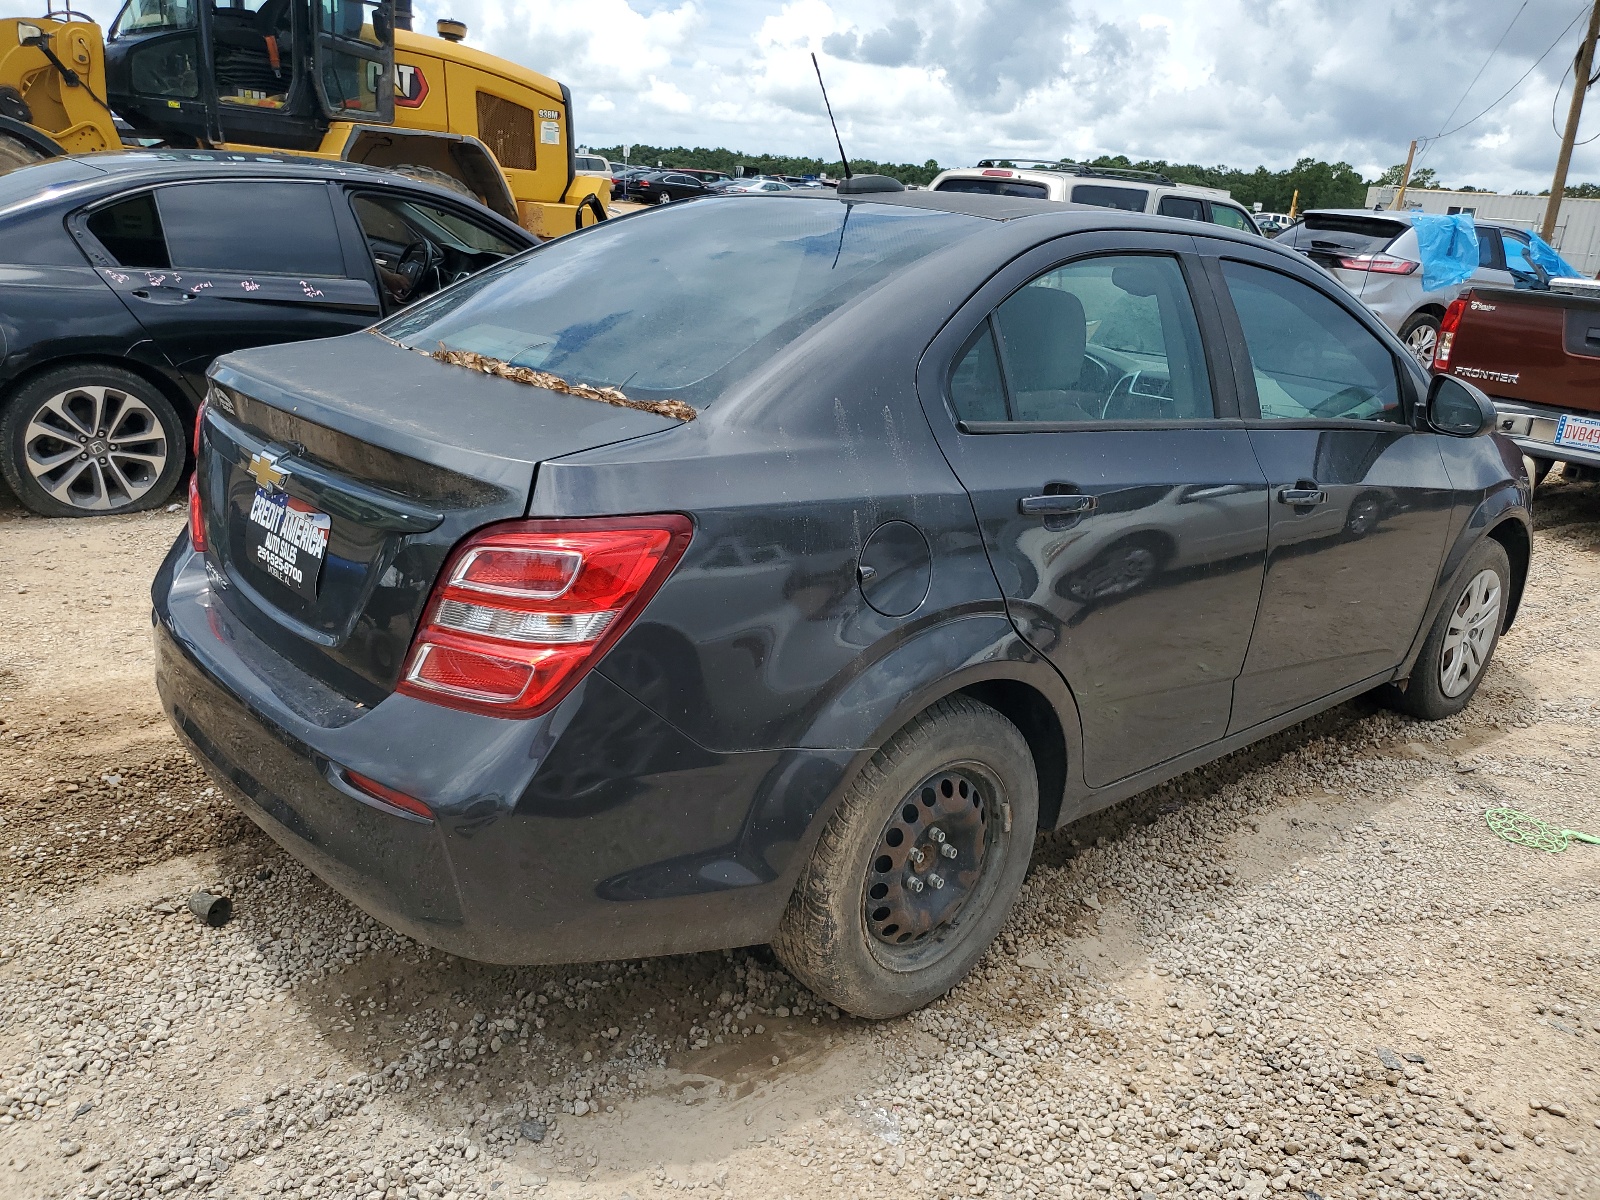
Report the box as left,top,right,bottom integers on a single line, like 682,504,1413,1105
0,0,606,237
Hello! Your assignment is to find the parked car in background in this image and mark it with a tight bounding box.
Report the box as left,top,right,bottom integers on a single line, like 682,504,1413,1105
574,153,612,179
156,188,1528,1022
0,153,535,517
1253,211,1294,236
674,169,733,186
626,171,717,204
610,166,651,199
721,178,793,193
1274,210,1537,364
1433,279,1600,486
928,161,1263,236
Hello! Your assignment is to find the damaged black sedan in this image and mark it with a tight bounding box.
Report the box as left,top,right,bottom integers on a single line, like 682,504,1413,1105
154,188,1529,1017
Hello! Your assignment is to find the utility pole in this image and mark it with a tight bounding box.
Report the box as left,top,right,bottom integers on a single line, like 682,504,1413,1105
1392,140,1418,210
1544,0,1600,242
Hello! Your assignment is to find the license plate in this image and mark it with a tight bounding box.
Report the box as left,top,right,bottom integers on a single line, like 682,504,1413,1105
1554,413,1600,451
243,486,330,601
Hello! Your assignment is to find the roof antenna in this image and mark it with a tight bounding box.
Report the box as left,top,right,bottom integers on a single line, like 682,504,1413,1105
811,53,903,197
812,53,851,182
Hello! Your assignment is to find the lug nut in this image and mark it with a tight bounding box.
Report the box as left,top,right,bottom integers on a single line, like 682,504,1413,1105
928,873,945,889
909,847,925,867
906,876,925,893
941,843,958,858
929,828,946,843
78,434,87,442
79,453,88,461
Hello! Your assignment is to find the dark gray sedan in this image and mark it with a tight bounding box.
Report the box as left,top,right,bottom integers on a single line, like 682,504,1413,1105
154,189,1530,1018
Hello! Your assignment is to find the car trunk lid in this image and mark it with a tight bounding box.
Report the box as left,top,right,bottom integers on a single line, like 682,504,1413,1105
197,332,682,705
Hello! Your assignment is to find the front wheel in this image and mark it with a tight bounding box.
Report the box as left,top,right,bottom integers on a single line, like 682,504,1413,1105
0,364,185,516
772,696,1038,1019
1384,539,1509,720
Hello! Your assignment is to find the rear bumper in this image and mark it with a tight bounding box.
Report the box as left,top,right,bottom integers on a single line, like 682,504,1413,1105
153,539,852,964
1488,398,1600,470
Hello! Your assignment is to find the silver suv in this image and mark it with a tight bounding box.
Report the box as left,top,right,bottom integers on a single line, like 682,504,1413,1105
928,161,1262,235
1274,209,1539,363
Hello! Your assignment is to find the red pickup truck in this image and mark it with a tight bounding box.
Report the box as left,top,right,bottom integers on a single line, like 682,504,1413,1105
1433,281,1600,483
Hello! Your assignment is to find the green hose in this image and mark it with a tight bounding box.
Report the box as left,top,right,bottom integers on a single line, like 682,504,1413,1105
1484,807,1600,854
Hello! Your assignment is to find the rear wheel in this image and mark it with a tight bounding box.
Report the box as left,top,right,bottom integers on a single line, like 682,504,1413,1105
1383,539,1509,720
0,364,185,517
772,696,1038,1018
1399,312,1440,366
0,129,51,177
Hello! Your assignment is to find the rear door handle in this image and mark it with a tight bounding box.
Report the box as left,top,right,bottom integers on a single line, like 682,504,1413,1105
1019,493,1096,516
131,288,198,302
1277,486,1326,505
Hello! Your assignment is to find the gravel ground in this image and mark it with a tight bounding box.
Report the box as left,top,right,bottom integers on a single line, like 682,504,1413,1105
0,477,1597,1200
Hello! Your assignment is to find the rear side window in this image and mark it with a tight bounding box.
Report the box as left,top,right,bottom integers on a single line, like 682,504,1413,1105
383,199,984,406
155,181,344,276
1220,260,1402,423
1070,185,1147,211
1157,196,1205,222
1210,205,1255,233
1274,214,1406,257
86,192,170,268
949,254,1213,423
1475,227,1505,269
934,177,1050,199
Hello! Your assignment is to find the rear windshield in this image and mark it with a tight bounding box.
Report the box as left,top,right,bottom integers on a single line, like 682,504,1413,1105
934,176,1049,199
383,197,984,406
1070,184,1148,212
1276,214,1406,256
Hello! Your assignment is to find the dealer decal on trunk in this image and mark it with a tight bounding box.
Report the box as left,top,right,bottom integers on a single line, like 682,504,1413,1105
243,453,330,600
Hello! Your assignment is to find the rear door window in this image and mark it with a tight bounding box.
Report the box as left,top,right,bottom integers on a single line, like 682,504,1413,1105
155,181,344,276
1157,195,1205,222
1209,204,1256,233
949,254,1214,423
934,177,1050,199
1475,227,1506,270
85,192,170,268
1220,260,1402,423
1070,184,1148,211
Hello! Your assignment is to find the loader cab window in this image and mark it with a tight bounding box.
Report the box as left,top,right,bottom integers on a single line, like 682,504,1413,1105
210,0,295,109
350,191,523,309
314,0,390,117
111,0,197,35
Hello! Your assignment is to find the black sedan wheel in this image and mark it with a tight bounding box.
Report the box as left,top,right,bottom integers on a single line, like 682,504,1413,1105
1384,538,1509,720
1,364,185,516
773,696,1037,1018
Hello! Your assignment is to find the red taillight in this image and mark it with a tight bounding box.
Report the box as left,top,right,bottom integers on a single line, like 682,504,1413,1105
1333,254,1418,275
188,473,206,552
398,515,693,718
345,769,434,822
1434,297,1469,369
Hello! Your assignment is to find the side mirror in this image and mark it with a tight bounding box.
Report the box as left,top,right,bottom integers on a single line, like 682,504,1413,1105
1425,374,1497,437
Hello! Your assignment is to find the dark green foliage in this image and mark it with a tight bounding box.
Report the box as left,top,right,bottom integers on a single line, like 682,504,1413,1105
592,144,946,186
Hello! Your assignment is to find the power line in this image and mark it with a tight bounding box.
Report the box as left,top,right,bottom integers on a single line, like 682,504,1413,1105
1425,2,1589,143
1432,1,1529,138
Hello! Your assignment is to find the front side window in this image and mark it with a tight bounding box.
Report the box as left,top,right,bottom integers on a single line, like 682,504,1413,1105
1210,205,1255,233
383,199,983,407
1221,260,1402,424
128,36,200,98
156,181,344,275
948,254,1213,423
1070,184,1148,212
85,192,170,268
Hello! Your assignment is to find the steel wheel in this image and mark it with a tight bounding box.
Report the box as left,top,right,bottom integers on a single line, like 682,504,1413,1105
1440,568,1501,698
863,762,1002,970
22,384,169,511
1404,322,1438,365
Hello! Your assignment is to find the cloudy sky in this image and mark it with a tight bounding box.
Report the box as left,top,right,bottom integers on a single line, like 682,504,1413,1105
391,0,1597,191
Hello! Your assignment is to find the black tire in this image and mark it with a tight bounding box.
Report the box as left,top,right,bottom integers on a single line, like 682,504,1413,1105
385,163,478,200
772,696,1038,1019
0,129,50,177
1384,538,1510,720
1399,312,1441,366
0,364,185,517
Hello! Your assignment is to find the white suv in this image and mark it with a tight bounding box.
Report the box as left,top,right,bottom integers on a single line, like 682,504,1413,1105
928,161,1262,236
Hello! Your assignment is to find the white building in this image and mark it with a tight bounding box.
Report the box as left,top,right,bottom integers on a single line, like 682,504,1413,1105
1365,186,1600,277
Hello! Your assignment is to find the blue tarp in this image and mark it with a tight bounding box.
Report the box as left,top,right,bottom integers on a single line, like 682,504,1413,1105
1523,231,1583,279
1411,213,1479,293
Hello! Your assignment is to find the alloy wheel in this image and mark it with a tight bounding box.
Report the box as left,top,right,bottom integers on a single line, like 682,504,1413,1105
22,385,169,511
1439,568,1501,698
863,763,1001,968
1406,323,1438,365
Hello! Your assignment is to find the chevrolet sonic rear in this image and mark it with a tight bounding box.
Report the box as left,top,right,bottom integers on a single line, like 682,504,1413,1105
154,191,1529,1018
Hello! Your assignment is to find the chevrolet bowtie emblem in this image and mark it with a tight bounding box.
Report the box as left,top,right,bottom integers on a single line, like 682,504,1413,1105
248,451,287,491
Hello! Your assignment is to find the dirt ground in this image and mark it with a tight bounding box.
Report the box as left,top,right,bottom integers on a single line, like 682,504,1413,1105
0,476,1597,1200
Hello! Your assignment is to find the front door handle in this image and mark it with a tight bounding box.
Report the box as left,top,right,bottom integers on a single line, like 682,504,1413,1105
1277,485,1326,506
1020,493,1097,516
130,288,198,302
